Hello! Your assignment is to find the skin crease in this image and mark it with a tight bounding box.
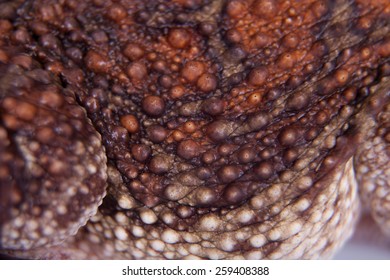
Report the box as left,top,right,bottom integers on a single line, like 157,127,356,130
0,0,389,259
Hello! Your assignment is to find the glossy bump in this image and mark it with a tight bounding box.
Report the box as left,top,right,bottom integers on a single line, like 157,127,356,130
142,96,166,117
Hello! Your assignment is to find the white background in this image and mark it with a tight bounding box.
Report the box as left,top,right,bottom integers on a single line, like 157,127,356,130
334,213,390,259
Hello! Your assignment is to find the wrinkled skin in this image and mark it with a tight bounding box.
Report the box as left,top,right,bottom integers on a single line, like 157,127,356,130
0,0,389,259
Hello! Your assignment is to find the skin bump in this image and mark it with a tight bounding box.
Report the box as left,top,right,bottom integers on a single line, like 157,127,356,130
0,0,389,260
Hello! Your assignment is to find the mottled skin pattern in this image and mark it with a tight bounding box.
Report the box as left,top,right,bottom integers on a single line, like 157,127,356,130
0,0,389,259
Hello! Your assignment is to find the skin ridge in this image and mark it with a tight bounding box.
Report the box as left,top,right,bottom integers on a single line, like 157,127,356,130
0,0,389,259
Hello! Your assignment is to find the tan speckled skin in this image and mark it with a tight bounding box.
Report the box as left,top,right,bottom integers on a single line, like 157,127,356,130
0,0,389,259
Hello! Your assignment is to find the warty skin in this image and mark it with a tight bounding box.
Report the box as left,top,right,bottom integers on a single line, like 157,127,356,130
0,0,389,259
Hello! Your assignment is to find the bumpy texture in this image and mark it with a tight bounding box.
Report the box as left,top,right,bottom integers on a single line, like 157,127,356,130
0,0,389,259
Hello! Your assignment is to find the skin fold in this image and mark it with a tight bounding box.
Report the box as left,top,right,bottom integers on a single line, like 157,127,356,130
0,0,389,259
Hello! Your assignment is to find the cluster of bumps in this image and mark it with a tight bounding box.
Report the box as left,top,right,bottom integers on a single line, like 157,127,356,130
0,0,389,259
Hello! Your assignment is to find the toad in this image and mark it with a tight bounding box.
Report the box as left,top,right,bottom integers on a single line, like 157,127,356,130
0,0,389,259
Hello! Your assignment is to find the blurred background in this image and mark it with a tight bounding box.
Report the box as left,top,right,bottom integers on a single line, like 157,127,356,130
334,213,390,259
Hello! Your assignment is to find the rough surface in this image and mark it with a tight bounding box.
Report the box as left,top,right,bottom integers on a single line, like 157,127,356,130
0,0,389,259
0,42,108,251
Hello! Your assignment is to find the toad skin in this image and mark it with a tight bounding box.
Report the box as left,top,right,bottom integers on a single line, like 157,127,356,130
0,0,389,259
